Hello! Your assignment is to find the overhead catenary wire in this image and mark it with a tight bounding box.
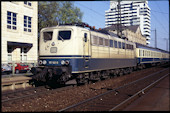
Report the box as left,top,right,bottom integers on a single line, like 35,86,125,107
151,11,169,35
74,2,107,29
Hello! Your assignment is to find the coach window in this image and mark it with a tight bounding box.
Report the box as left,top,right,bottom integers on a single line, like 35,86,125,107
148,51,150,57
131,45,133,50
114,40,117,48
139,50,143,56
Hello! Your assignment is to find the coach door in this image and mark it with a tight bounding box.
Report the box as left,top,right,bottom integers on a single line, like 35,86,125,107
83,31,91,69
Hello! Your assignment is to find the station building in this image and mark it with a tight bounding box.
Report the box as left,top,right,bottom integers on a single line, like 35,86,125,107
103,24,147,45
1,1,38,64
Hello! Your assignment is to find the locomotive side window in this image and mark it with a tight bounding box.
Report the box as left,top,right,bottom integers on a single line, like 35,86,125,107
92,35,98,45
58,30,71,40
110,40,113,47
114,40,117,48
99,37,103,46
122,43,125,49
104,39,109,47
43,31,53,41
84,33,87,42
118,41,121,49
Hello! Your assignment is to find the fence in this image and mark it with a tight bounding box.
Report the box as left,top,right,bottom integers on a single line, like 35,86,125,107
1,60,38,76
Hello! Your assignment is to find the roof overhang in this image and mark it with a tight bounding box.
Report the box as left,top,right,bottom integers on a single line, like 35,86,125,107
7,41,33,48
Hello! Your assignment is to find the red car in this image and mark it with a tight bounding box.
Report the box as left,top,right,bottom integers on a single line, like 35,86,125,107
15,63,30,74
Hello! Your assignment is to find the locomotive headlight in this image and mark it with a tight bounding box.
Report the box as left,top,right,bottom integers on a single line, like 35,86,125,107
65,60,70,65
42,60,47,65
61,60,65,65
39,60,43,65
61,60,70,65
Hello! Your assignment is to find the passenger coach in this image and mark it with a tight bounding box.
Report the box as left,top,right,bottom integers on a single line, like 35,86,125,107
136,43,169,69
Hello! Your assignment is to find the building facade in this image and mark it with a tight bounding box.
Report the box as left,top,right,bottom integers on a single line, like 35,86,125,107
105,0,151,44
103,24,147,45
1,1,38,64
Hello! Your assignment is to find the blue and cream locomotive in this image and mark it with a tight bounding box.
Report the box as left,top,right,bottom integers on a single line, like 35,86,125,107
31,23,169,84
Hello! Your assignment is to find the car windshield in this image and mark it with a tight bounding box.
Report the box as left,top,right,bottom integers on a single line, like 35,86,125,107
19,64,28,66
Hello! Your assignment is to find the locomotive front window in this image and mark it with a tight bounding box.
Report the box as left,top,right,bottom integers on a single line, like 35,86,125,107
58,30,71,40
43,31,53,41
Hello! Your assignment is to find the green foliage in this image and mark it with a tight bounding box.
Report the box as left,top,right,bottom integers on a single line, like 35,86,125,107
38,1,83,32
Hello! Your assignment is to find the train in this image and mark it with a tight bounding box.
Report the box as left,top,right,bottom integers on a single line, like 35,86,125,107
30,22,169,85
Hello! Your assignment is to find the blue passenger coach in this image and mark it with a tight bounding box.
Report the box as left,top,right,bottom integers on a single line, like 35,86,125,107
136,43,169,65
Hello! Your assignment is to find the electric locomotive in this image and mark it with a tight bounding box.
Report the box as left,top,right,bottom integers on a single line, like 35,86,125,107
31,22,169,85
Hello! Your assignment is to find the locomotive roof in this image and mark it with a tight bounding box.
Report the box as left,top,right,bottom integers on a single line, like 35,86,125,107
44,23,120,37
59,24,111,35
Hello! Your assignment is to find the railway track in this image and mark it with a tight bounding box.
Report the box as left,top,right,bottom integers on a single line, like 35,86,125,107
1,84,73,103
59,68,169,111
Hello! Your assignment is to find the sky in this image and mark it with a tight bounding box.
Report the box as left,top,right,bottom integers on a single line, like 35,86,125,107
74,0,169,51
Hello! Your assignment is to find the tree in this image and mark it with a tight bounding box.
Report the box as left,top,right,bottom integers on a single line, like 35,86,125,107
38,1,83,32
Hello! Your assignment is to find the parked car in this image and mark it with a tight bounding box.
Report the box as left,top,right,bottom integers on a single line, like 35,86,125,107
1,64,12,75
15,63,30,74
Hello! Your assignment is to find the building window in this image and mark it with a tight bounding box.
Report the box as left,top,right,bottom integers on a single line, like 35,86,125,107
24,1,32,6
7,11,17,30
24,15,32,32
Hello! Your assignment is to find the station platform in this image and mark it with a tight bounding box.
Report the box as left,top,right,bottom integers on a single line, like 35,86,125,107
2,76,31,83
123,75,170,111
1,75,32,91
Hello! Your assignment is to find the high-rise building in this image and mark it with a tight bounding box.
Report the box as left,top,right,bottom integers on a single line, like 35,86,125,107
1,1,38,64
105,0,151,44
